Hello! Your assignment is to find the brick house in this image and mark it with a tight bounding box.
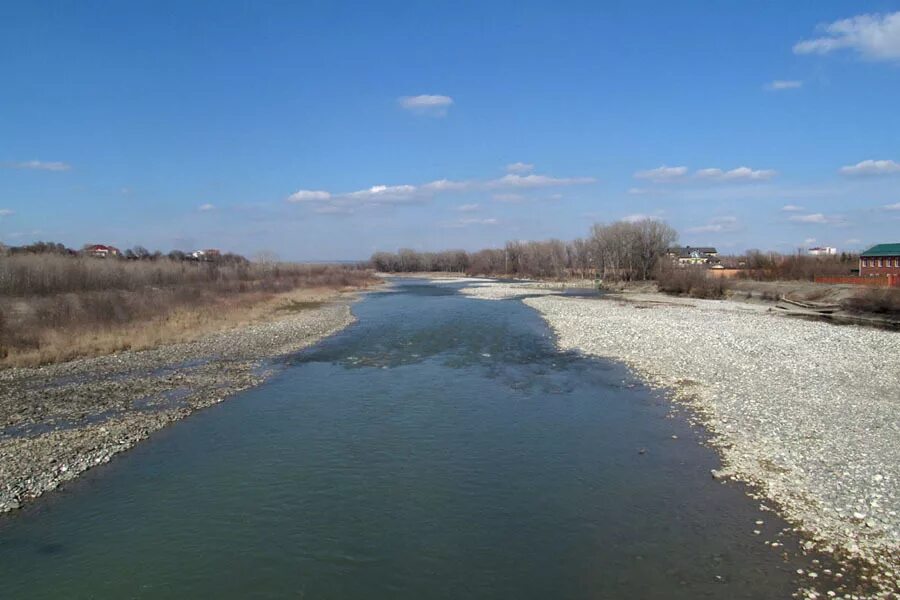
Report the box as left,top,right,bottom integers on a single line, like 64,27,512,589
84,244,121,258
859,243,900,277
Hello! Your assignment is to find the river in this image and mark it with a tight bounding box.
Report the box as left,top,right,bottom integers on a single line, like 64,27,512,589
0,279,816,598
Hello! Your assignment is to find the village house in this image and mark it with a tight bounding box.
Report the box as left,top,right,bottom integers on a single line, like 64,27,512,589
667,246,719,266
84,244,121,258
191,249,221,261
859,243,900,277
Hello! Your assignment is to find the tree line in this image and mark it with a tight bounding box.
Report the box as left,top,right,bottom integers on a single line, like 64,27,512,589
1,241,249,265
371,218,679,281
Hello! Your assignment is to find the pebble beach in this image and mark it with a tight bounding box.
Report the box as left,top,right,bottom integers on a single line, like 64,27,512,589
456,281,900,597
0,299,357,515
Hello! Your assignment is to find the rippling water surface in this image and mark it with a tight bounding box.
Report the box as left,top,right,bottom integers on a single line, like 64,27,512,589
0,279,812,598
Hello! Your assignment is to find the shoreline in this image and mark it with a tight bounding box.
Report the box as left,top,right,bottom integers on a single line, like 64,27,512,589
521,292,899,597
455,281,899,597
0,289,367,514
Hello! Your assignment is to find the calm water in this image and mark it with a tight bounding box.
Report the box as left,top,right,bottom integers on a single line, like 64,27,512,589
0,279,811,599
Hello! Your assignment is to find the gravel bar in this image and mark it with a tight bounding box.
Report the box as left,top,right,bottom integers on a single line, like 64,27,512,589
519,292,900,596
0,297,358,514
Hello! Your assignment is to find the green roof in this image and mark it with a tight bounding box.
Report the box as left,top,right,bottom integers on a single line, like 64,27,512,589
861,243,900,257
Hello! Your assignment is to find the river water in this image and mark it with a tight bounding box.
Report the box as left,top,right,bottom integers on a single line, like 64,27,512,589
0,279,814,598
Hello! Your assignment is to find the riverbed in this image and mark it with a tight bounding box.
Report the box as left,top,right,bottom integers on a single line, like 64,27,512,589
0,279,828,598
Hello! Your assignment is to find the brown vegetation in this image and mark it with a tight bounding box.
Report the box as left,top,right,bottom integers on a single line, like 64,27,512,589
0,254,377,366
373,218,678,281
655,264,727,299
732,251,858,281
842,287,900,315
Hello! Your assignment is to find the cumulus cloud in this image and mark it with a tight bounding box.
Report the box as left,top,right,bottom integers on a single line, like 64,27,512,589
686,216,741,234
197,203,215,212
782,204,804,212
398,94,454,116
489,174,595,188
345,184,419,203
633,165,688,182
457,217,497,225
695,166,777,181
765,80,803,91
884,202,900,211
4,160,72,171
839,159,900,176
287,190,332,202
287,167,595,214
506,162,534,174
789,213,828,224
794,12,900,61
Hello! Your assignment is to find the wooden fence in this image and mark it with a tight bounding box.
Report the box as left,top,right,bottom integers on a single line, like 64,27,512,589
814,275,899,287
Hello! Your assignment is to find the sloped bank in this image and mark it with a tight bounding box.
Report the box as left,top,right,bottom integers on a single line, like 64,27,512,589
0,298,359,514
521,293,900,598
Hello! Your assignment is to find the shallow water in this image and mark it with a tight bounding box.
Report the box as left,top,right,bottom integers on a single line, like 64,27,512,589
0,279,812,598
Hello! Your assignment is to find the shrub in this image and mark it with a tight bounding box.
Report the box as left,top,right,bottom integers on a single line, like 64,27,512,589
842,288,900,316
656,265,727,299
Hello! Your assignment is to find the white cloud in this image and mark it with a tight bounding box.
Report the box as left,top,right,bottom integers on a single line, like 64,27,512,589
287,167,595,213
695,166,777,181
198,203,215,212
287,189,332,202
884,202,900,211
846,238,862,245
489,174,595,188
5,160,72,171
794,12,900,61
634,165,688,182
455,203,480,212
789,213,828,224
765,80,803,91
782,204,804,212
0,209,14,217
457,217,497,225
345,184,419,203
803,237,817,246
506,162,534,174
686,216,741,234
421,179,470,192
627,187,649,195
398,94,454,116
839,159,900,176
492,193,524,203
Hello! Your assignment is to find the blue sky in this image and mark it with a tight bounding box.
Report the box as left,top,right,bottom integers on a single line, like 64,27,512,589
1,1,899,260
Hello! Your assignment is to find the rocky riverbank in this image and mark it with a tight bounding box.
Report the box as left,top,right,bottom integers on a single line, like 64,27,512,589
0,294,361,514
515,291,900,598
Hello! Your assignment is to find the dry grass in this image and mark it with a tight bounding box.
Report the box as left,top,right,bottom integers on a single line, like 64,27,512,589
0,255,377,367
656,266,727,299
842,287,900,316
0,287,368,368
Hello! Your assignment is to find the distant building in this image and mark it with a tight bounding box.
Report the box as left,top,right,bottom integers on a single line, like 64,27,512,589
859,243,900,277
84,244,121,258
667,246,719,266
808,246,837,256
191,249,221,261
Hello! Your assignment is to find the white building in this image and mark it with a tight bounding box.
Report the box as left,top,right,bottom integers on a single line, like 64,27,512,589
808,246,837,256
